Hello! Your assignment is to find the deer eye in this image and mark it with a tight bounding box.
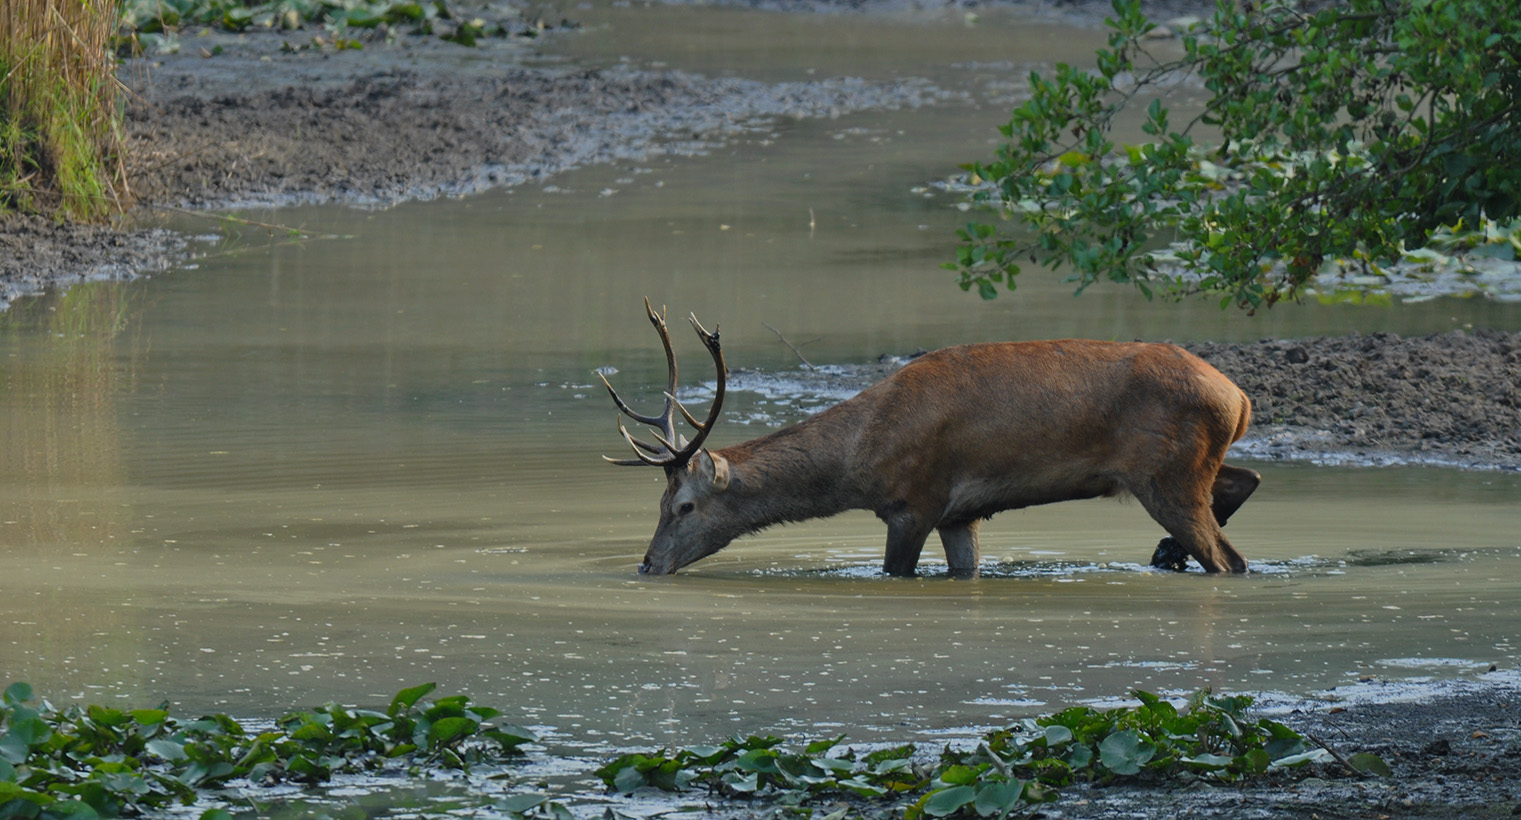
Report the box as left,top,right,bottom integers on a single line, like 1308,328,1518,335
677,502,695,516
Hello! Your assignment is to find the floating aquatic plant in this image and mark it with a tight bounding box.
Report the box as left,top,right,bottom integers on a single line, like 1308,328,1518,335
597,689,1389,819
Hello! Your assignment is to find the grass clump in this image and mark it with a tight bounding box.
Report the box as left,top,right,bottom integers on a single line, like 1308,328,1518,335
0,0,129,221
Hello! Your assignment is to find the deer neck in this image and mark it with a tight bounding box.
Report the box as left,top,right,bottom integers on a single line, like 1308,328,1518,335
714,413,865,530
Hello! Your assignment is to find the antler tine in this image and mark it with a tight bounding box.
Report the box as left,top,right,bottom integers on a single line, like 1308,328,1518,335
598,372,666,429
644,297,682,446
665,313,726,461
604,417,675,467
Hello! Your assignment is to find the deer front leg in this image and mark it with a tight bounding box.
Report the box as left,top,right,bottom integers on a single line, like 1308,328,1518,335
883,511,935,577
938,520,981,578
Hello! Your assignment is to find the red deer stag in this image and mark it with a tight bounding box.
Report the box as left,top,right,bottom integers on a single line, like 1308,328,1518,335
601,300,1260,577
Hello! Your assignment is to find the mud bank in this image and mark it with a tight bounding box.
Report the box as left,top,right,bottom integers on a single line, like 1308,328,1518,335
3,17,948,310
1192,332,1521,472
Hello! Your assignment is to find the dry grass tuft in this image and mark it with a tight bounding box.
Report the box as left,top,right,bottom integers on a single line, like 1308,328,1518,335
1,0,129,221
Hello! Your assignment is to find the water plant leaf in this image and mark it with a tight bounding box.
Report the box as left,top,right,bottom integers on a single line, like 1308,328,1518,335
1348,752,1392,778
495,792,548,813
805,733,846,754
389,682,438,716
1043,725,1073,747
973,779,1027,815
612,762,647,795
146,738,188,762
1181,753,1235,770
939,764,982,786
921,784,976,817
1097,729,1155,776
2,683,32,706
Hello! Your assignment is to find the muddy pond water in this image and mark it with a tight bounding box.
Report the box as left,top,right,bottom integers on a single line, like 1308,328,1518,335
3,1,1521,765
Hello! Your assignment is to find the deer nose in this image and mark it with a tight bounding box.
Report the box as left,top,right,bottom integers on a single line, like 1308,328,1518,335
638,559,653,574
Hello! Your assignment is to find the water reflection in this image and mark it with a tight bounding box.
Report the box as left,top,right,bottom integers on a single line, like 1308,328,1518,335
0,286,148,696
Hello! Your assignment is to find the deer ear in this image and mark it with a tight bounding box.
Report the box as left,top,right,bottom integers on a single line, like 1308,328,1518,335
707,451,731,492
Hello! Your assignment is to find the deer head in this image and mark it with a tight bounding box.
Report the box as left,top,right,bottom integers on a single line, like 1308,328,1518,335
600,299,734,574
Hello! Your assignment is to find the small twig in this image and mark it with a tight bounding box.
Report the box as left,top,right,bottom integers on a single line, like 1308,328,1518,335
761,321,817,370
1308,734,1373,779
148,203,336,238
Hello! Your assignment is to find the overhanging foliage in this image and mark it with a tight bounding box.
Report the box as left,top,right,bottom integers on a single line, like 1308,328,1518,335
948,0,1521,311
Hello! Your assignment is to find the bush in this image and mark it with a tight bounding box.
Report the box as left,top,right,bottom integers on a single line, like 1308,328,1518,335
948,0,1521,311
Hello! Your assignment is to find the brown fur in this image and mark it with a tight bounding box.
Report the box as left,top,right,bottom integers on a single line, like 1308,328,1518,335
628,339,1259,576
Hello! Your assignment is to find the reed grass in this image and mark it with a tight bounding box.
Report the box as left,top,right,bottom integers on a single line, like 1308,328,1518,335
1,0,128,220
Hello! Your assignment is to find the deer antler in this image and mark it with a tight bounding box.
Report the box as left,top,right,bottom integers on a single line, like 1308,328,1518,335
601,298,726,469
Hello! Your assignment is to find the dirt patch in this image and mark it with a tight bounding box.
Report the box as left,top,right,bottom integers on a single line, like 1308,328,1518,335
1187,332,1521,472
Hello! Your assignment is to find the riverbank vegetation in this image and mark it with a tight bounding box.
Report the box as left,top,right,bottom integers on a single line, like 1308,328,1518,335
0,0,560,222
949,0,1521,311
2,681,1386,819
0,0,129,221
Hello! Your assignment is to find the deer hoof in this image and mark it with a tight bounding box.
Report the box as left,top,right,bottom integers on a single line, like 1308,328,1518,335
1150,537,1190,572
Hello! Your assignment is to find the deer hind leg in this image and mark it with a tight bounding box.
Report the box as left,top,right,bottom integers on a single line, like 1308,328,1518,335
1131,475,1248,574
1212,464,1261,527
937,520,981,579
883,511,936,577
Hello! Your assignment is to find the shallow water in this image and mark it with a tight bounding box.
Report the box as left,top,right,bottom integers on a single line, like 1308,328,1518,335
3,1,1520,764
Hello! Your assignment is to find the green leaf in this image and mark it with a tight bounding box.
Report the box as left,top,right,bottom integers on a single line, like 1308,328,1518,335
805,733,846,754
2,683,32,706
974,779,1027,815
1098,729,1155,775
1043,725,1073,747
146,738,188,762
388,683,437,716
495,793,547,814
922,785,976,817
612,763,647,794
1348,752,1392,778
1181,753,1235,769
939,764,981,786
427,717,478,747
130,709,169,727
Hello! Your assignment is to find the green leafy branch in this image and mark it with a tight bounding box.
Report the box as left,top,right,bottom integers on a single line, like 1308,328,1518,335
948,0,1521,311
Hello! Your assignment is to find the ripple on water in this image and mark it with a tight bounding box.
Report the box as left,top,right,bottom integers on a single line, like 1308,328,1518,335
751,554,1341,580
